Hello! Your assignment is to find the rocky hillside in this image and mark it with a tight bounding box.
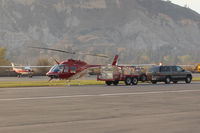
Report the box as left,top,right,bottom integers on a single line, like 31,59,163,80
0,0,200,65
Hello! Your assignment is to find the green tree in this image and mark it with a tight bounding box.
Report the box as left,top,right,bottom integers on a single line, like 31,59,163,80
178,55,193,64
35,58,51,75
0,47,9,66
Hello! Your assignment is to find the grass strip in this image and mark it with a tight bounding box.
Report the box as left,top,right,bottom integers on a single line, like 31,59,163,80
0,80,104,88
192,77,200,81
0,78,200,88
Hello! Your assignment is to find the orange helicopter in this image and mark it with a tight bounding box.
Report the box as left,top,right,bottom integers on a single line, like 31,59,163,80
10,63,34,77
30,46,109,81
0,62,51,78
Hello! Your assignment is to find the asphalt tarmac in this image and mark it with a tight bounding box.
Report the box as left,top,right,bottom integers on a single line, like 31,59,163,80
0,73,200,82
0,76,49,82
0,82,200,133
0,75,95,82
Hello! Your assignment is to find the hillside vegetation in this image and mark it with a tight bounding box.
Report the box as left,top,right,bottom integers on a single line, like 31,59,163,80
0,0,200,65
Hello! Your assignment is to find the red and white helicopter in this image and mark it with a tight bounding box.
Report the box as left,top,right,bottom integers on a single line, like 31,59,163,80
30,46,109,81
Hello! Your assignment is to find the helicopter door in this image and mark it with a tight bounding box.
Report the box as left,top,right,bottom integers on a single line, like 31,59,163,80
57,65,65,79
63,65,69,73
69,66,77,73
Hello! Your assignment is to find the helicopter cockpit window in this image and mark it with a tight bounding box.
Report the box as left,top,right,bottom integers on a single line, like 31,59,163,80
24,66,31,70
70,66,76,73
64,65,69,73
49,64,64,73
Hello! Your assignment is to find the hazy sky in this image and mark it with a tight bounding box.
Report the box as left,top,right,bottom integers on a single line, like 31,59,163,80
170,0,200,13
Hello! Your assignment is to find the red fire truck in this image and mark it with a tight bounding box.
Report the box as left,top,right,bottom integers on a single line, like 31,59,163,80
97,65,140,86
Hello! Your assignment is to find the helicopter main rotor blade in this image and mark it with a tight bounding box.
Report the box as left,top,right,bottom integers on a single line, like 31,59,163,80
29,46,76,54
29,46,109,58
79,52,109,58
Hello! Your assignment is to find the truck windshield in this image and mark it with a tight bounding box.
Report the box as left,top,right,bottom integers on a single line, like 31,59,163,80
148,67,159,73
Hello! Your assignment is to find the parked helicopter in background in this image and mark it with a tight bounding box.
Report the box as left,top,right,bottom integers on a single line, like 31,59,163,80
0,63,51,78
11,63,34,77
29,46,109,81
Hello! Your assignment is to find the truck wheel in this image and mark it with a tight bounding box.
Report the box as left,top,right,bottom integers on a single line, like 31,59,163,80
140,74,147,82
185,75,192,84
113,81,119,86
125,77,132,85
132,77,138,85
105,81,112,86
165,76,171,84
151,81,157,84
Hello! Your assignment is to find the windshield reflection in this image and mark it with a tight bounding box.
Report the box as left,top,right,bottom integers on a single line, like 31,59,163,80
49,64,64,73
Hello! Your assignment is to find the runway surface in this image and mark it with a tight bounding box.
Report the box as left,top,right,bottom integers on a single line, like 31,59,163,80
0,76,48,82
0,82,200,133
0,75,95,82
0,73,199,82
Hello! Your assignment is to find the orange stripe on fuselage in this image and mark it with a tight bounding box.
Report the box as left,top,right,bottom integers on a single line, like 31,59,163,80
13,68,33,75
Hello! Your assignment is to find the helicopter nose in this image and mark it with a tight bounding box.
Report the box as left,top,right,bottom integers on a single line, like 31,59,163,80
46,72,59,79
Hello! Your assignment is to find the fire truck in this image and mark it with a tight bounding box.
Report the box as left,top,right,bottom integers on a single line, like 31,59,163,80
97,65,140,86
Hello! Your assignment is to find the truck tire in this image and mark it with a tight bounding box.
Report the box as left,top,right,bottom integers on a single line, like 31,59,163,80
105,81,112,86
132,77,138,85
140,74,147,82
125,77,132,85
165,76,171,84
151,80,157,84
113,81,119,86
185,75,192,84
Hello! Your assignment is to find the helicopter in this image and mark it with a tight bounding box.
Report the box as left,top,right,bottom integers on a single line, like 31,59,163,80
10,63,34,78
0,62,51,78
29,46,109,81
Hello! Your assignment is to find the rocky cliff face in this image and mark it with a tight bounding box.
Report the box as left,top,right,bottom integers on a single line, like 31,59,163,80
0,0,200,64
